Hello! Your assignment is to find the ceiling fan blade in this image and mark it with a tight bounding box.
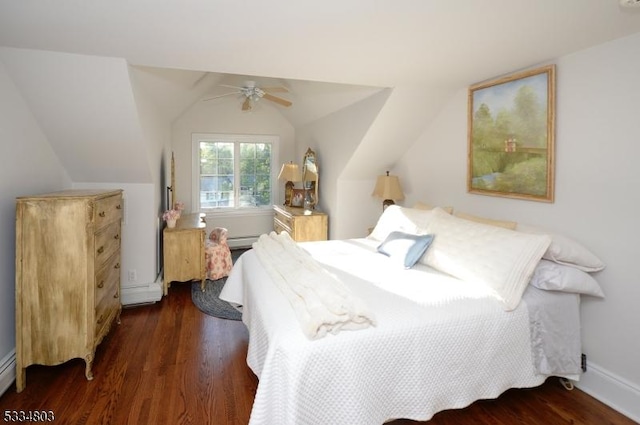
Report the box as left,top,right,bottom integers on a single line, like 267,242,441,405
203,91,241,101
262,92,292,107
219,84,246,90
262,86,289,93
241,97,252,111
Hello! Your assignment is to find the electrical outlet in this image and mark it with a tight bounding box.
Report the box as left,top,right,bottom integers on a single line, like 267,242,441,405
128,269,137,283
581,353,587,372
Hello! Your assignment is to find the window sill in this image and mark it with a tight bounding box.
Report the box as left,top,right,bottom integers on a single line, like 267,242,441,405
200,207,274,219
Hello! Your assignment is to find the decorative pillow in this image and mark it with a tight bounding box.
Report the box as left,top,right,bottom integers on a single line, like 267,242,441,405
530,260,604,298
368,205,434,241
413,201,454,214
517,224,605,272
377,231,434,269
423,208,551,311
454,211,517,230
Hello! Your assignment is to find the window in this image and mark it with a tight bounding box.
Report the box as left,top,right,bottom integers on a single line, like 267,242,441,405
192,134,278,210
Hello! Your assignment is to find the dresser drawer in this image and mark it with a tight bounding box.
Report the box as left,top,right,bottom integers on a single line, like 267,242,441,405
274,209,293,229
274,217,291,236
94,194,123,228
95,294,119,341
95,252,120,307
94,221,121,267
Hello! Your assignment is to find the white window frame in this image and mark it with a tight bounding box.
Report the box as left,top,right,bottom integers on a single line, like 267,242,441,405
191,133,279,214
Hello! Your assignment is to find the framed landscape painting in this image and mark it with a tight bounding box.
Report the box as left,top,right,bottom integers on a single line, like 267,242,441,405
467,65,555,202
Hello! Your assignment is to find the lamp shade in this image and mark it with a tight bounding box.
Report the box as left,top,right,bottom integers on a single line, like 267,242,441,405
278,163,301,182
372,172,405,201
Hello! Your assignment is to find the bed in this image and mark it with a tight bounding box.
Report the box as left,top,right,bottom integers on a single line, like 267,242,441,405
220,206,605,425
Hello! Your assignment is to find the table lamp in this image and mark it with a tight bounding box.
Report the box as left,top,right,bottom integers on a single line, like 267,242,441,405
278,162,301,206
372,171,404,210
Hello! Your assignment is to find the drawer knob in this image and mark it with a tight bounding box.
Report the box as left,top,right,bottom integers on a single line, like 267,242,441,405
99,211,106,217
114,292,119,299
97,246,104,254
114,263,121,269
97,315,104,324
116,204,122,210
98,280,104,289
114,234,120,240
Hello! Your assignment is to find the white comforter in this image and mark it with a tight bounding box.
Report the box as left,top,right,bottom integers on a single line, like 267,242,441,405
221,238,581,425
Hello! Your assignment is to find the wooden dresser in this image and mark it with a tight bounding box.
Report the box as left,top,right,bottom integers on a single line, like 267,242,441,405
163,213,206,295
15,189,123,392
273,205,328,242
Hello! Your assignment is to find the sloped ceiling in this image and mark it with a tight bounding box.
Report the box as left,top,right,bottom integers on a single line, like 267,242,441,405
1,1,640,183
129,67,385,127
0,48,152,183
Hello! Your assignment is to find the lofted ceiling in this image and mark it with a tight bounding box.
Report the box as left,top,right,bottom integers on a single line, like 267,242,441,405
129,67,385,127
1,0,640,181
2,1,640,89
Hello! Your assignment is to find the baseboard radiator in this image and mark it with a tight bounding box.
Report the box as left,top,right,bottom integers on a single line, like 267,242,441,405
227,236,259,249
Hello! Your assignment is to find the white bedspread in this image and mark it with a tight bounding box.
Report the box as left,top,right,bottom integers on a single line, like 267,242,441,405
221,238,581,425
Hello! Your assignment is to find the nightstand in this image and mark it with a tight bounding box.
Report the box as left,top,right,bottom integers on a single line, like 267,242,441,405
163,213,206,295
273,205,328,242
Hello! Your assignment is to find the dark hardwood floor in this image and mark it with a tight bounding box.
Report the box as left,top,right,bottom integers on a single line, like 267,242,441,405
1,282,636,425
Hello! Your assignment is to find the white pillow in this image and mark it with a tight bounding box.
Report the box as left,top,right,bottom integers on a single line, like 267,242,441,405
530,260,604,298
454,211,517,230
413,201,454,214
368,205,434,241
517,224,605,272
424,208,551,311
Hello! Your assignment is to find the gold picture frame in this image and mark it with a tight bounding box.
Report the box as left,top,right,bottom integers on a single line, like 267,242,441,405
291,189,305,208
468,65,555,202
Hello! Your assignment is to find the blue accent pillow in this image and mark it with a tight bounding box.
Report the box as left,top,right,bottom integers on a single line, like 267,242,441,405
377,231,435,269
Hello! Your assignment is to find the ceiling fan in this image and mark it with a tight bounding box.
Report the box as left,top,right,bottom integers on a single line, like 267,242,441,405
203,80,292,111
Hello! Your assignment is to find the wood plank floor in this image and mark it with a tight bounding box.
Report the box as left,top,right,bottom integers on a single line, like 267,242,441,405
0,282,636,425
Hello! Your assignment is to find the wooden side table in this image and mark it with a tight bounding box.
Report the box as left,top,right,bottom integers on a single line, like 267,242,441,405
163,213,206,295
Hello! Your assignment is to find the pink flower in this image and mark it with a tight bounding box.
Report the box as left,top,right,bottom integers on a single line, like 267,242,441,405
163,209,180,221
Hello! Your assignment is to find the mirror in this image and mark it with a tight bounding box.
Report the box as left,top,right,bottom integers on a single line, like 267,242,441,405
167,151,176,211
302,148,318,209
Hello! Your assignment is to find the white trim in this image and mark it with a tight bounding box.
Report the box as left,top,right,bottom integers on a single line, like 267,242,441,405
120,276,163,305
576,360,640,423
0,349,16,396
203,207,273,219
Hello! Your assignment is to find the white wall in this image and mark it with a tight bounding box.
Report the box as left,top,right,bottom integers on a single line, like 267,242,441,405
395,33,640,421
296,90,392,239
171,99,296,239
0,60,71,394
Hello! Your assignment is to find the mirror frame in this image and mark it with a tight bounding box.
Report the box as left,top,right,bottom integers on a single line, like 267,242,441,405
302,147,318,209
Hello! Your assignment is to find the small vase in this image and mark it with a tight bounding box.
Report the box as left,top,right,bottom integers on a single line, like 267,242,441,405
167,218,177,229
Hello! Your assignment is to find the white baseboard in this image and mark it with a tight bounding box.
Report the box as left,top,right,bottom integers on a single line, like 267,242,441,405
576,361,640,423
228,236,258,249
0,349,16,396
121,277,163,306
